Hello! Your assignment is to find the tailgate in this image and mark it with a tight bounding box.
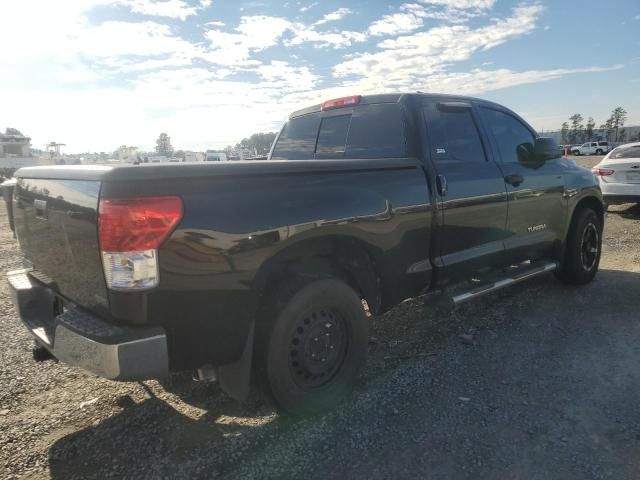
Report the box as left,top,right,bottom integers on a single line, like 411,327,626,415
13,177,108,312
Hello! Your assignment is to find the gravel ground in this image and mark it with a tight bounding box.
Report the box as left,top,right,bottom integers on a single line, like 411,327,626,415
1,155,640,479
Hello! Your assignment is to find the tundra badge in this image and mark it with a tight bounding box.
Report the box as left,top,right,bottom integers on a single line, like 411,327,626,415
527,224,547,233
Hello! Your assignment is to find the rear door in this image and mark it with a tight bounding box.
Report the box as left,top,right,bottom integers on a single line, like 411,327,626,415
478,106,566,263
423,100,508,283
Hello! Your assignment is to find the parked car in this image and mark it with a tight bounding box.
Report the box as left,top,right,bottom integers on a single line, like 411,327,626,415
5,93,604,414
205,150,227,161
592,141,640,206
572,141,610,156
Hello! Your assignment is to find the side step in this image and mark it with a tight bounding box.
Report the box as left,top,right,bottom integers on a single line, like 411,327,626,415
451,260,558,305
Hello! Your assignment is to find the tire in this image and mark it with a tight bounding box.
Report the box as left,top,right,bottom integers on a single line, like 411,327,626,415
596,149,603,155
572,150,580,156
555,208,602,285
264,278,368,415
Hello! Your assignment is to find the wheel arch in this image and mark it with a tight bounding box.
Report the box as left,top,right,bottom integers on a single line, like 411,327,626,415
572,195,605,227
252,234,383,316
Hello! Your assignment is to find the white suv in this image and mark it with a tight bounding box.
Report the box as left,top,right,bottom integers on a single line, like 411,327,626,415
572,141,610,156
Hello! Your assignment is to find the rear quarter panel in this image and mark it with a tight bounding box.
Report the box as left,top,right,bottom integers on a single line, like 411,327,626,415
100,159,434,368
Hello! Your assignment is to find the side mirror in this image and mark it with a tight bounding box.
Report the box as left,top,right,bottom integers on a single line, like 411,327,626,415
533,137,561,162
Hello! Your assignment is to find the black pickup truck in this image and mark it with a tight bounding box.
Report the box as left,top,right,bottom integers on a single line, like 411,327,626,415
4,93,603,414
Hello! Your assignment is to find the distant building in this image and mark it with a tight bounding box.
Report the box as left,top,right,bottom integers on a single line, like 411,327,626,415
184,151,204,162
0,128,31,157
118,145,138,163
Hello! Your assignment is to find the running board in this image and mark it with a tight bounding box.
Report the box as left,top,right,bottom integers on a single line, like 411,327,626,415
452,261,558,305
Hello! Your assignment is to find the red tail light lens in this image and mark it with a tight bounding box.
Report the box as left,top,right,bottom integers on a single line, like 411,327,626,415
98,196,183,252
592,167,614,176
321,95,361,111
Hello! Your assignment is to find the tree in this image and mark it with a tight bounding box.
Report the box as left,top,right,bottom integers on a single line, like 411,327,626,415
560,122,569,144
599,119,613,142
607,107,627,142
232,131,278,157
585,117,595,140
5,127,24,136
568,114,584,144
618,128,626,142
155,133,173,156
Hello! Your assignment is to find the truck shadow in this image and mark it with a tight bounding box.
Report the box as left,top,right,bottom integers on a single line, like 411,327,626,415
47,380,283,479
47,269,640,479
607,203,640,219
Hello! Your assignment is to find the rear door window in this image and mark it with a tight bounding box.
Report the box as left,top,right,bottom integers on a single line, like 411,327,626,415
425,107,486,164
270,114,321,160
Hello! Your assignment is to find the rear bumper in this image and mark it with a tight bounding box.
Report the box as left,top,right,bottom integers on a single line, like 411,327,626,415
7,269,168,381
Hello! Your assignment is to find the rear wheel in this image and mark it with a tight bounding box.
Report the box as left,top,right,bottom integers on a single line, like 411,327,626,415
596,149,604,155
555,208,602,285
264,278,368,415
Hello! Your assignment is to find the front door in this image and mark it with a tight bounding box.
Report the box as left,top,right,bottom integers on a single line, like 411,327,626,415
423,100,508,284
478,106,567,264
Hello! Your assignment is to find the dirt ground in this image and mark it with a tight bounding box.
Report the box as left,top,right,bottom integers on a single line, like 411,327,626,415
1,155,640,479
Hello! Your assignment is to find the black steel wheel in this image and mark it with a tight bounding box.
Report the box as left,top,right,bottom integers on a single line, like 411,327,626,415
555,207,602,285
288,308,348,390
264,278,368,415
580,222,599,272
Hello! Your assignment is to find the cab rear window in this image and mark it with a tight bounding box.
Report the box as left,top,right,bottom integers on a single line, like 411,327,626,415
271,114,321,160
271,103,406,160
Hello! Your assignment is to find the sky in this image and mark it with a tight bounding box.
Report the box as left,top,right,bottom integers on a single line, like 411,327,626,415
1,0,639,153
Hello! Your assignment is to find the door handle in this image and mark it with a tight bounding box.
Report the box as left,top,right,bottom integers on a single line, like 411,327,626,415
436,174,448,196
504,173,524,187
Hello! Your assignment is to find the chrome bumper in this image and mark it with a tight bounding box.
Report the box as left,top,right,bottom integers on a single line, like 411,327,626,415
7,269,168,381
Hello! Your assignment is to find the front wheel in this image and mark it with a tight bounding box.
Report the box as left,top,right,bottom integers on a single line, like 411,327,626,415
572,150,580,156
264,278,369,415
555,208,602,285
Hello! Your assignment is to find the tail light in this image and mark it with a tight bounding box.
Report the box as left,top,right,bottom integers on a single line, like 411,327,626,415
321,95,361,111
98,196,183,290
592,167,614,176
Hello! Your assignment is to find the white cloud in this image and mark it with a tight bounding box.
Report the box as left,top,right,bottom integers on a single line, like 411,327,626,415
0,0,624,153
299,2,318,12
76,21,196,60
287,28,367,49
314,7,353,25
336,3,545,90
200,0,212,7
204,14,367,61
368,4,427,36
419,0,496,8
204,16,292,65
122,0,198,20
